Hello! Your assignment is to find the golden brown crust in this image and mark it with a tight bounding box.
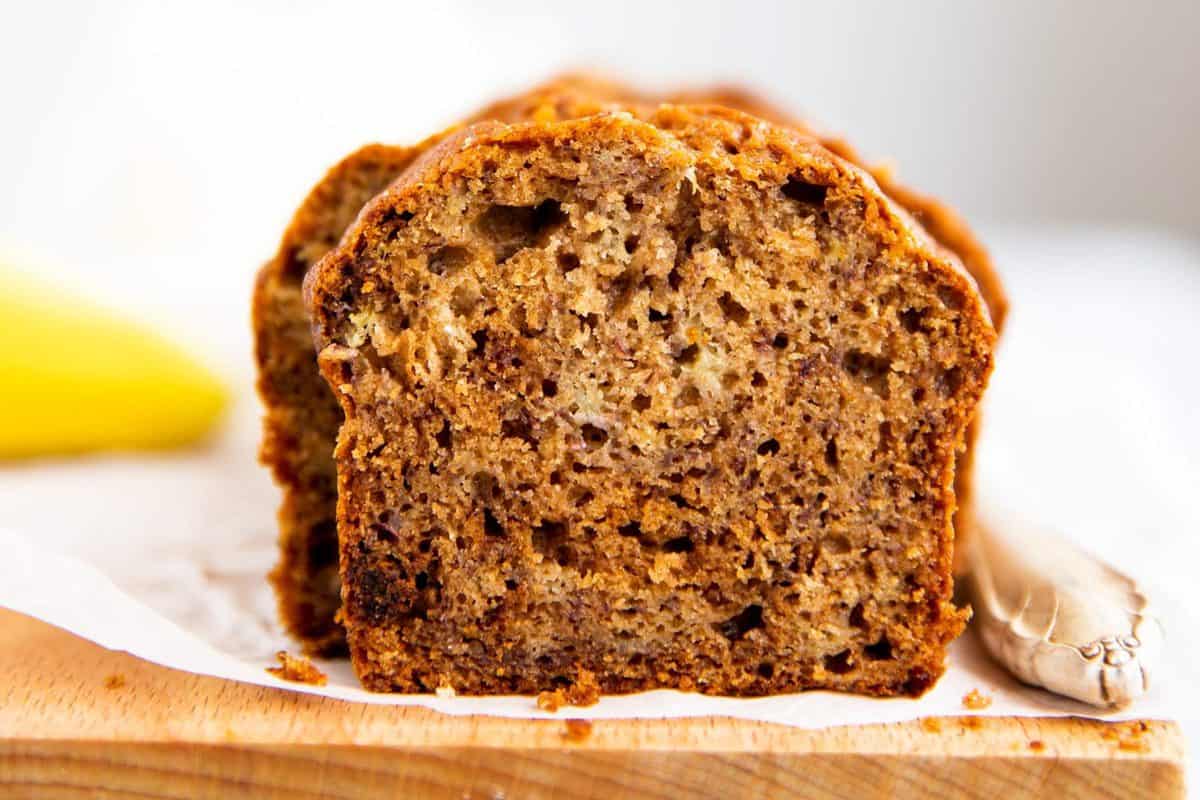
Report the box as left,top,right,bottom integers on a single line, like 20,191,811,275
256,74,1004,659
306,109,993,696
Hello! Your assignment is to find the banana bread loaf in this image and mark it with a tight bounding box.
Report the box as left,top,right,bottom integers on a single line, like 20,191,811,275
303,105,996,695
255,76,1005,664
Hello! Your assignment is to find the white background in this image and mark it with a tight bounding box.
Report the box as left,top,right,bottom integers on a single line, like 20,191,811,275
1,0,1197,788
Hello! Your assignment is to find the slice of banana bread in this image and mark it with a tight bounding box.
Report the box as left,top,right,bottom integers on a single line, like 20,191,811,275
255,144,427,653
255,75,1005,656
304,107,996,695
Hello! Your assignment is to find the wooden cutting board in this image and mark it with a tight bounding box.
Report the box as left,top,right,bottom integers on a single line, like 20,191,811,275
0,609,1184,799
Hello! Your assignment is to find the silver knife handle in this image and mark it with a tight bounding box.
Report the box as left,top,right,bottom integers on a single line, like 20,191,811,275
967,514,1164,708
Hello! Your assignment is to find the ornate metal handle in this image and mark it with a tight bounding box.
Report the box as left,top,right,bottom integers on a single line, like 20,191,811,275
967,515,1164,708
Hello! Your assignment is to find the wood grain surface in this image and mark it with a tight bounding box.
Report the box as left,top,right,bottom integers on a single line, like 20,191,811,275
0,610,1185,799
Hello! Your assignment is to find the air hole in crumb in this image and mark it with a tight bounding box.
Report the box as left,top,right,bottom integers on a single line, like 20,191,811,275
849,602,867,629
625,195,643,213
716,604,764,642
751,371,767,388
757,438,780,456
825,438,839,469
505,579,518,591
781,174,829,205
435,420,452,450
757,662,775,679
676,344,700,364
370,523,397,545
632,394,651,411
668,493,692,509
548,470,562,486
573,490,594,507
721,371,739,389
899,307,926,333
618,521,642,538
667,265,683,291
575,312,600,332
648,308,671,324
542,379,558,397
663,536,694,553
581,423,609,447
483,508,504,537
822,534,851,555
912,387,927,404
844,350,891,397
938,367,964,397
476,199,567,263
676,385,701,407
772,333,789,349
824,649,854,674
427,245,471,276
532,520,572,566
937,285,963,311
718,292,749,324
471,329,488,356
471,472,496,500
624,234,640,254
865,636,894,661
558,252,581,273
501,416,538,448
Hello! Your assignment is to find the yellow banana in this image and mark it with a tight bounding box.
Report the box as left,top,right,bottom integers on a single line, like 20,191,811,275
0,266,228,458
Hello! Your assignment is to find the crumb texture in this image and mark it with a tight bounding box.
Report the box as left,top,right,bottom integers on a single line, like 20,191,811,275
306,106,995,696
266,650,328,686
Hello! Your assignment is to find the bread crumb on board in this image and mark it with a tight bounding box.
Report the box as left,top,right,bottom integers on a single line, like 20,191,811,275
1028,739,1046,752
536,669,602,712
103,673,126,690
962,688,992,710
1102,720,1151,753
266,651,328,686
562,719,594,742
920,717,943,733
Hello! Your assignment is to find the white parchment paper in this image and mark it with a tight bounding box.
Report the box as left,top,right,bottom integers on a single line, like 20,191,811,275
1,229,1196,727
